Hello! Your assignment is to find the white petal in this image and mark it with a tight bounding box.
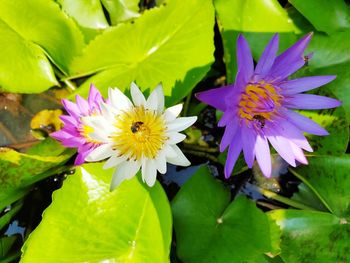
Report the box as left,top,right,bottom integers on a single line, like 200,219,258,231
166,132,186,145
289,141,308,165
164,104,183,122
108,87,133,110
103,155,127,169
155,151,167,174
142,158,158,187
86,144,114,161
110,160,140,191
166,145,190,166
130,82,146,107
145,87,159,111
100,102,120,122
164,144,177,158
154,83,164,114
167,116,197,132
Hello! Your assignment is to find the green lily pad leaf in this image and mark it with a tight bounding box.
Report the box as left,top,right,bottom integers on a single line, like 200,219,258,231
289,0,350,34
269,210,350,263
0,147,73,189
213,0,300,83
0,19,57,93
101,0,140,25
57,0,109,30
172,166,279,263
306,32,350,119
20,163,172,263
0,0,85,75
69,0,215,104
300,107,349,155
291,155,350,218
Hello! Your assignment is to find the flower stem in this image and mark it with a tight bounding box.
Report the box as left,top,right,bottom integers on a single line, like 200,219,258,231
183,90,192,117
257,187,317,211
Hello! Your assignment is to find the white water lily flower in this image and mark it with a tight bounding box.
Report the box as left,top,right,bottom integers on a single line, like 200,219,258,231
85,82,197,190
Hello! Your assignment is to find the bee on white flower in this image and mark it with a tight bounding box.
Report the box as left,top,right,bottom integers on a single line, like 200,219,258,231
84,82,197,190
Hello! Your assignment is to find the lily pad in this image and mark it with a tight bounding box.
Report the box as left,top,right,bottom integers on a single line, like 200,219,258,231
69,0,215,105
172,165,279,263
20,163,172,263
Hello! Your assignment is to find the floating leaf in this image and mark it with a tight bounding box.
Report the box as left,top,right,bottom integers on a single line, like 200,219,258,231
20,163,172,262
69,0,215,105
172,166,279,263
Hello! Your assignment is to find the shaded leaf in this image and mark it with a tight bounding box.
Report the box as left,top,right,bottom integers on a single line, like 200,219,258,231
20,163,172,263
0,202,22,230
172,166,279,263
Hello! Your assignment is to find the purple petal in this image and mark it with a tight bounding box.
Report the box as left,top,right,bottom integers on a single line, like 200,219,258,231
254,135,271,178
75,95,89,116
285,110,329,136
88,84,104,110
224,133,242,178
62,99,81,119
60,115,78,127
285,94,342,110
218,110,236,127
237,34,254,83
269,59,305,82
275,120,313,152
196,86,232,111
289,141,308,165
220,121,238,152
241,126,256,168
254,34,279,80
267,135,296,167
280,76,336,95
270,33,313,75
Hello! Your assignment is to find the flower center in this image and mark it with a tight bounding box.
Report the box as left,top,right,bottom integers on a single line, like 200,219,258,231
79,124,100,144
111,106,167,160
238,82,282,127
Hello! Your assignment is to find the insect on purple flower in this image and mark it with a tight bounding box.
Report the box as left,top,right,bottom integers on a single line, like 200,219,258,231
196,33,341,178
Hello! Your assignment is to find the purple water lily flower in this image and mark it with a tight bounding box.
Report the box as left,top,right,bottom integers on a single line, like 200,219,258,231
196,33,341,178
51,84,105,165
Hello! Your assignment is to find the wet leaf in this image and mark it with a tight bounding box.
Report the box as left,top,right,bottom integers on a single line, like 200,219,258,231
20,163,172,263
69,0,215,105
172,166,279,263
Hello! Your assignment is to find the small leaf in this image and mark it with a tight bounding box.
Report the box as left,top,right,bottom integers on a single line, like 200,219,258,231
20,163,172,262
172,166,279,263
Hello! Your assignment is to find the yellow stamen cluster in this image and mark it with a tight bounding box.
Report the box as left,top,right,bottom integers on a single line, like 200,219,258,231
79,124,99,144
238,83,282,124
111,106,167,160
